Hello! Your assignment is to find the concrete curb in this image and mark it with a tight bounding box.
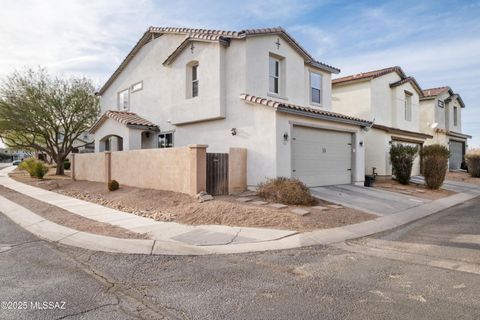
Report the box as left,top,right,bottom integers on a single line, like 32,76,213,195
1,166,479,255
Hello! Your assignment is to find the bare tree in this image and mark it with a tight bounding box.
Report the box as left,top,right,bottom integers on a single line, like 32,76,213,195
0,68,99,175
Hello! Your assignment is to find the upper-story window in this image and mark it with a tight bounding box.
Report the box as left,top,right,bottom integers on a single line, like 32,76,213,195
192,64,199,97
158,133,173,148
310,72,322,105
404,91,412,121
437,100,444,108
269,56,280,94
186,62,199,99
453,106,458,126
118,89,129,110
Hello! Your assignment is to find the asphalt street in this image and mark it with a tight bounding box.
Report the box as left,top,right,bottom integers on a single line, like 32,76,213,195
1,196,480,319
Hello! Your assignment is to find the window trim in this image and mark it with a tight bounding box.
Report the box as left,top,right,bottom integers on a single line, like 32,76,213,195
269,56,281,95
191,64,199,98
404,91,412,122
309,71,323,106
117,88,130,110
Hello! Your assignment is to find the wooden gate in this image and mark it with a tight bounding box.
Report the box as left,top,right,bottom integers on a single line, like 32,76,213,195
206,153,229,195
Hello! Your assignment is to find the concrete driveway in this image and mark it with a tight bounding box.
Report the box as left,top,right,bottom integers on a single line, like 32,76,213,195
411,176,480,193
310,184,430,216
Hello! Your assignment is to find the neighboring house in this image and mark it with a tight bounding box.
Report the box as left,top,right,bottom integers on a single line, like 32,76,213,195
419,86,471,170
331,66,432,178
91,26,372,188
0,148,31,161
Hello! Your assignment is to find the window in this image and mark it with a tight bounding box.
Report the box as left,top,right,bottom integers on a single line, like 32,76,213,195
454,106,458,126
192,64,199,97
269,57,280,94
131,81,143,92
118,89,129,110
310,72,322,105
404,92,412,121
158,133,173,148
437,100,444,108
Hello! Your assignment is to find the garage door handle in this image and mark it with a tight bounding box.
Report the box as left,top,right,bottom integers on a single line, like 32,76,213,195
347,169,352,171
292,170,296,172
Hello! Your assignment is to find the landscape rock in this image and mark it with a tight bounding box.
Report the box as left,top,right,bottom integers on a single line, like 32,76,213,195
312,206,328,211
251,201,268,205
328,205,343,209
269,203,288,209
291,208,310,216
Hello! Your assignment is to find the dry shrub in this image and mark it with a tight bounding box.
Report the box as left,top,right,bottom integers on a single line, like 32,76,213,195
420,144,450,189
465,148,480,177
108,180,119,191
257,177,316,205
18,157,49,179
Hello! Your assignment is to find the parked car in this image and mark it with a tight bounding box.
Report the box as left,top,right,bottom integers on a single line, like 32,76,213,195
12,160,22,166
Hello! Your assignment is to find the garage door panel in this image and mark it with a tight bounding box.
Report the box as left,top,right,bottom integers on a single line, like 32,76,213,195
292,126,352,187
449,141,464,170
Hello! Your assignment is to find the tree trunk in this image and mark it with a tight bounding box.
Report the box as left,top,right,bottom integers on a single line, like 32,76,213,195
55,155,65,175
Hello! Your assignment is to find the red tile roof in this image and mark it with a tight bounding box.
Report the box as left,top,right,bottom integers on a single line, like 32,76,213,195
89,110,159,133
99,26,339,95
332,66,405,85
422,86,451,97
389,76,424,96
240,93,372,126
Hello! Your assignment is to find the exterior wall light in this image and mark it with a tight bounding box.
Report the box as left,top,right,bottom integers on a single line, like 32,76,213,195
359,141,364,147
231,128,237,136
283,132,289,141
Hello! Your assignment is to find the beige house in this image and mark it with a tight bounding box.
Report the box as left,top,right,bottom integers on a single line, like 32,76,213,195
420,86,471,169
332,66,432,177
91,27,372,188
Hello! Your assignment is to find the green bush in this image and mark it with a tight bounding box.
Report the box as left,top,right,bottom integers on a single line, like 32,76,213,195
18,157,38,177
257,177,316,205
32,161,49,179
465,148,480,177
18,157,49,179
389,144,418,185
63,159,71,170
108,180,119,191
420,144,450,189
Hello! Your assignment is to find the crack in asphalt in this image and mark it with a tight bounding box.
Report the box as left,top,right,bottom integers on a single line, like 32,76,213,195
0,239,43,253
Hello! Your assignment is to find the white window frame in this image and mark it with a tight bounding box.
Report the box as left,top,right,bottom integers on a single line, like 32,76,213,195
269,56,280,95
117,89,130,110
191,64,199,98
158,132,174,148
309,71,322,106
404,92,412,121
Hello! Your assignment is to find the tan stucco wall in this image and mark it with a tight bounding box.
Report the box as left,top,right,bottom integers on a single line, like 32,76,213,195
72,153,106,183
228,147,247,194
73,145,207,195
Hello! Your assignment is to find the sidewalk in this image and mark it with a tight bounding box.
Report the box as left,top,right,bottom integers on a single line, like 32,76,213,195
1,166,479,255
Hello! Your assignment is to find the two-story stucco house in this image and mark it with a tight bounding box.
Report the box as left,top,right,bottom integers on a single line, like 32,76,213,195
91,27,372,188
331,66,432,178
419,86,471,170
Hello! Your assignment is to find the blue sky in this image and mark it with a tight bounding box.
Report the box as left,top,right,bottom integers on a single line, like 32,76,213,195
1,0,479,147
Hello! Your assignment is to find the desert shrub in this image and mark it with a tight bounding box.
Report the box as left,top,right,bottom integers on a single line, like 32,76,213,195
465,148,480,177
19,157,48,179
420,144,450,189
389,144,418,185
108,180,119,191
18,157,38,177
63,159,71,170
32,161,49,179
257,177,316,205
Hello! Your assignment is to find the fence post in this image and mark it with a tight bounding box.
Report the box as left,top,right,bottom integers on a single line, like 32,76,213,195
188,144,207,195
105,151,111,183
71,153,76,181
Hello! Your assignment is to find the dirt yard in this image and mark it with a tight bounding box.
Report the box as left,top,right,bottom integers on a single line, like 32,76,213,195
0,184,147,239
9,169,375,232
447,171,480,185
374,178,456,200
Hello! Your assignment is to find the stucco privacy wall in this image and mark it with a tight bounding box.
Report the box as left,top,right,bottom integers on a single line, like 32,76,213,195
72,153,106,183
73,145,207,195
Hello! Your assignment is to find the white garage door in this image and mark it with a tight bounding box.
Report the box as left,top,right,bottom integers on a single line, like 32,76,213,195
292,126,352,187
449,140,464,170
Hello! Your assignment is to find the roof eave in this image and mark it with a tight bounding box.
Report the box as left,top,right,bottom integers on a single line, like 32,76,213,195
275,106,370,126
